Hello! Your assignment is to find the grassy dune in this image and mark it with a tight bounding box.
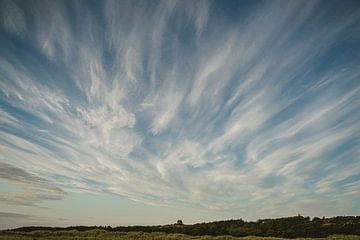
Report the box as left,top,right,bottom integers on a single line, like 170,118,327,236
0,230,359,240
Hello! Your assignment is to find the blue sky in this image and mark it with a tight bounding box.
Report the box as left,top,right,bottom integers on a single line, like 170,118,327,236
0,0,359,229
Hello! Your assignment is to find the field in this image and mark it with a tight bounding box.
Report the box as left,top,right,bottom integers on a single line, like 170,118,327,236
0,230,359,240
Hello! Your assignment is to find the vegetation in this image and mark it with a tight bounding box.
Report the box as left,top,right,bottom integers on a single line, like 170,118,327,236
0,230,359,240
3,216,360,239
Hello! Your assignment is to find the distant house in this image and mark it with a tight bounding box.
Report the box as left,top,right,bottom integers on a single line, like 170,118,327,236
176,220,183,225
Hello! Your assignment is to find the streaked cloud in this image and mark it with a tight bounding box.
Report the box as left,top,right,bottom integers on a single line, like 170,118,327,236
0,0,359,225
0,162,66,206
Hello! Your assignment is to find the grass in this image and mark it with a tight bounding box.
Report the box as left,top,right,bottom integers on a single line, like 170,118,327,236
0,230,359,240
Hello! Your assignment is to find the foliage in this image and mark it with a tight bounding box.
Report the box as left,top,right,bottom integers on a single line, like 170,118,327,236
4,216,360,238
0,230,360,240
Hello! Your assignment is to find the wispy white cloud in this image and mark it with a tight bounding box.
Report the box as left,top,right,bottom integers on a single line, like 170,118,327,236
0,162,66,206
0,0,359,221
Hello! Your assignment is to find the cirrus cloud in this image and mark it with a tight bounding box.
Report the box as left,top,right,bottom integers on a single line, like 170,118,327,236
0,0,359,221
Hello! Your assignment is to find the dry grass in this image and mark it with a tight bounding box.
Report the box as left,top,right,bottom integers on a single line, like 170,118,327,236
0,230,359,240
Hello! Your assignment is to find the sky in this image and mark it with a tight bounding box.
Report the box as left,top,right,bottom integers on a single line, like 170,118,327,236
0,0,360,230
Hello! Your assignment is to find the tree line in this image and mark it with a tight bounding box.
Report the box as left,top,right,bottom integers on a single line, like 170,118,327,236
8,215,360,238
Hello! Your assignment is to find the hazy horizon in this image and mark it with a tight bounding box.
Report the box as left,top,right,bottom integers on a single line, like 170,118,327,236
0,0,359,230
